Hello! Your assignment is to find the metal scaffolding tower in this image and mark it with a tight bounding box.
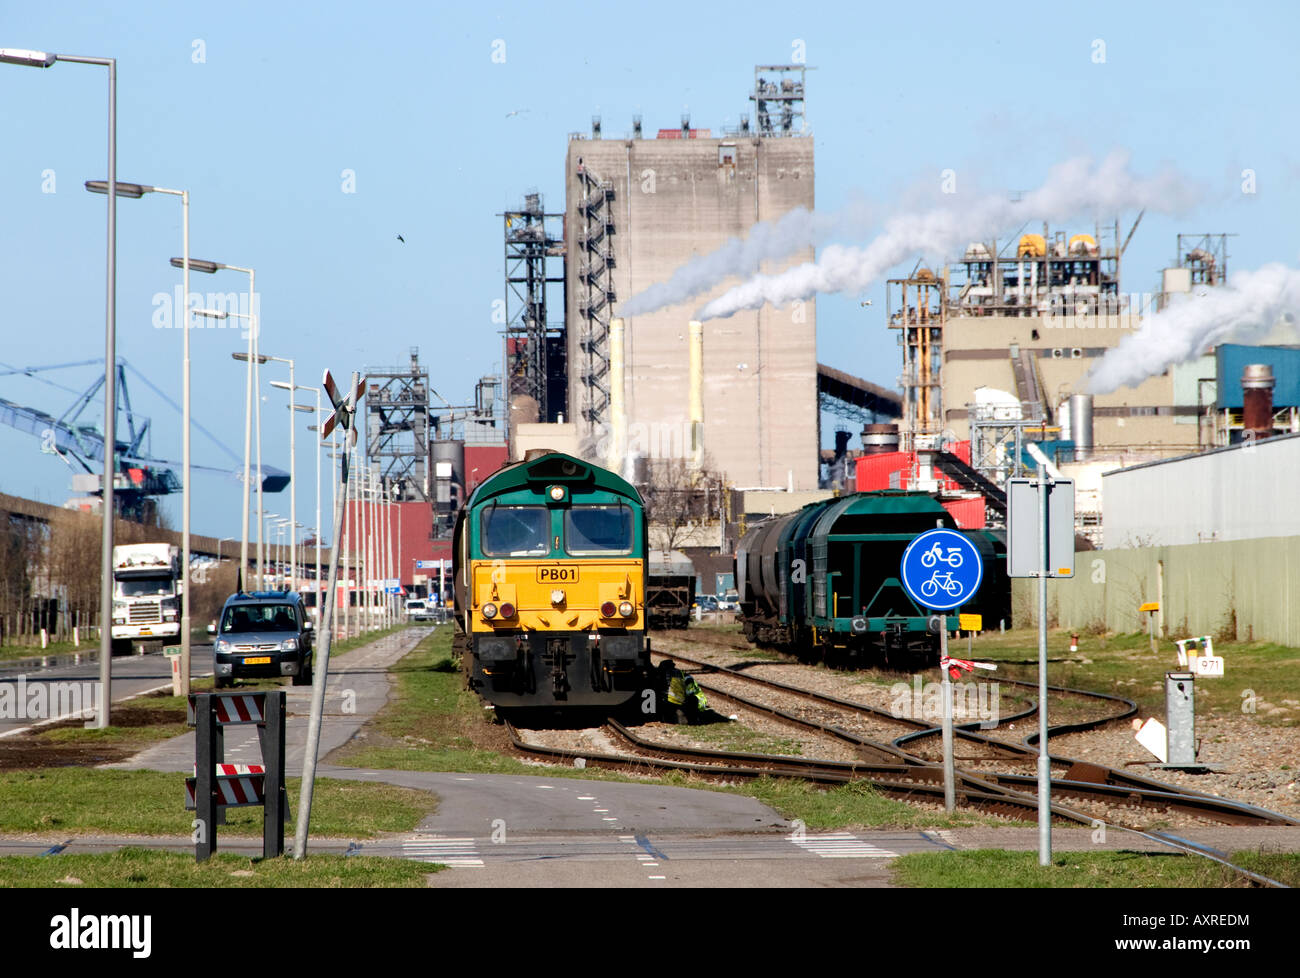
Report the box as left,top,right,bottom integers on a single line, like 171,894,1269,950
888,269,947,451
750,64,808,135
1176,233,1234,286
364,348,431,502
502,193,566,425
575,163,616,426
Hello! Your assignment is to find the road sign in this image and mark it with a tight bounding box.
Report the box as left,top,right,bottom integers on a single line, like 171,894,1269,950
900,528,983,610
1006,478,1075,578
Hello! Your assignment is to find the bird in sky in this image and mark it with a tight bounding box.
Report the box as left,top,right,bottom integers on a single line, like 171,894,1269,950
505,108,529,118
396,234,405,243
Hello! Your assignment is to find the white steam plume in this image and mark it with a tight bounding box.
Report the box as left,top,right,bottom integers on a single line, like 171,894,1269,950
1086,264,1300,394
696,152,1202,320
619,199,875,317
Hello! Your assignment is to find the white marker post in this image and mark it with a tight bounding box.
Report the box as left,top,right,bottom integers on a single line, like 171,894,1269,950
939,618,955,813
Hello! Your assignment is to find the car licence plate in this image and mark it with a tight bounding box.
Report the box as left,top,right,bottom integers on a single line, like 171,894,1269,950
244,656,271,665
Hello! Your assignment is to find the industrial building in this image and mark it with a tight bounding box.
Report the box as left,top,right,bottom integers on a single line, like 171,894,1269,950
551,66,819,491
932,224,1202,461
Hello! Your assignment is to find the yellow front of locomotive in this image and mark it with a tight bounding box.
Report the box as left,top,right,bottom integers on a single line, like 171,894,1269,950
459,453,650,709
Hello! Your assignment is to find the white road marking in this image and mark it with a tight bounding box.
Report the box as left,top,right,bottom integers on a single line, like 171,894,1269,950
791,832,899,859
403,836,484,868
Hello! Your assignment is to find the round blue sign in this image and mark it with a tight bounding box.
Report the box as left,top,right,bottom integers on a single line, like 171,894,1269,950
900,528,983,610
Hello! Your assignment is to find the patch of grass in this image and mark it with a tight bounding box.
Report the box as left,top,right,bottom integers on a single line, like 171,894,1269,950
738,777,1014,831
0,847,437,887
0,639,88,662
964,628,1300,725
0,769,434,838
890,848,1300,888
682,720,804,756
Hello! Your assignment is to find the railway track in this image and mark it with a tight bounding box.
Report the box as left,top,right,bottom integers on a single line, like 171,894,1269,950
656,645,1297,828
501,630,1293,884
505,718,1289,886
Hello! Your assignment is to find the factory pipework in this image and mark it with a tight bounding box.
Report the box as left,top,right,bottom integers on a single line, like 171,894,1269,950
689,319,704,468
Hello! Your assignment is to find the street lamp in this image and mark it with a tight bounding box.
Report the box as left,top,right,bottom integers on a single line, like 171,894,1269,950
180,258,257,593
3,47,118,728
260,510,280,590
269,374,306,597
90,179,193,697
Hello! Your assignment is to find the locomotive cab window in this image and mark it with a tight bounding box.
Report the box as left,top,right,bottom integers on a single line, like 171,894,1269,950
481,506,550,556
565,505,633,555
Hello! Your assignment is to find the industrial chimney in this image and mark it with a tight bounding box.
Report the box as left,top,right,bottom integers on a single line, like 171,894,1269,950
1242,364,1275,442
861,423,900,455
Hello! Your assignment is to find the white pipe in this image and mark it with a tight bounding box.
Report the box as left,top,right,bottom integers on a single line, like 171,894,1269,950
689,319,704,469
608,317,625,472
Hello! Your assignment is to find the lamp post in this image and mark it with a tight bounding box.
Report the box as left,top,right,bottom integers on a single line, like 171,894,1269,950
271,377,313,600
261,511,280,590
252,355,294,593
181,259,257,591
2,48,118,727
91,180,192,695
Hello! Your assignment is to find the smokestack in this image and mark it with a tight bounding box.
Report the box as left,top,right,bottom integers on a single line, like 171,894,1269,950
689,319,704,468
608,318,626,472
861,423,900,455
1242,363,1275,442
1068,394,1093,461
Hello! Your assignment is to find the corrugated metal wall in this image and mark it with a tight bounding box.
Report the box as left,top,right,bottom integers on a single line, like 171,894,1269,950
1103,433,1300,548
1013,534,1300,646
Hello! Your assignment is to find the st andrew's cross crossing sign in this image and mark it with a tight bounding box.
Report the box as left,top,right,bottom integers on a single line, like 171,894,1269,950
900,528,983,611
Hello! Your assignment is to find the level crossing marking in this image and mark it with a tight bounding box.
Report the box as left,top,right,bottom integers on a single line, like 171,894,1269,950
402,836,484,868
791,832,899,859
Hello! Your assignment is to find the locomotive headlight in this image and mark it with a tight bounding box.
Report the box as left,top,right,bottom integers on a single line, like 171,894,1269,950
551,589,566,606
618,601,635,618
548,485,567,502
482,602,499,619
600,601,616,618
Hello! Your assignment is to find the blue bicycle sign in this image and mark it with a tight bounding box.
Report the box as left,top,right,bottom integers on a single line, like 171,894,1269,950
900,529,983,610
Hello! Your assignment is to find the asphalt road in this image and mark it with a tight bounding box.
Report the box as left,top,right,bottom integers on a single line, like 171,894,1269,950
0,646,213,739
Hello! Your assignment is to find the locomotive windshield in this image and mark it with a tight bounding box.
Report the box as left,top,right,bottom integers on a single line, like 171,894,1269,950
481,506,549,556
565,505,633,555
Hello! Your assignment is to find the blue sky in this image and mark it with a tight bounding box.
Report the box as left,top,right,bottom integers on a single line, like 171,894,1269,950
1,1,1295,540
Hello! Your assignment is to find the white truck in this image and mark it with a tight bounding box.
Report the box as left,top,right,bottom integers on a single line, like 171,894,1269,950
111,543,182,654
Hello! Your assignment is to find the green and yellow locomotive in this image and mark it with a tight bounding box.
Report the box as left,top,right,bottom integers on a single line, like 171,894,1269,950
452,451,652,710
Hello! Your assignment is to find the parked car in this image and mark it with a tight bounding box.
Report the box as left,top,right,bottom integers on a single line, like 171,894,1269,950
717,592,740,612
212,591,314,688
694,594,719,613
405,598,437,622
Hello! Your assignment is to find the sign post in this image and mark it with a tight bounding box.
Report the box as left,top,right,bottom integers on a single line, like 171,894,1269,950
295,368,364,860
900,524,984,814
1007,463,1076,867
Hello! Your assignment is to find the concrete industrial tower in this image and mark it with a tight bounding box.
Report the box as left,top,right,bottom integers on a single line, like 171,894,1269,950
563,66,819,490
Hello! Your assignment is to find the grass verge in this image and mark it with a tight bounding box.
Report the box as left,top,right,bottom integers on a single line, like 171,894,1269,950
972,627,1300,724
0,847,437,887
333,627,1016,830
0,768,434,838
890,848,1300,888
